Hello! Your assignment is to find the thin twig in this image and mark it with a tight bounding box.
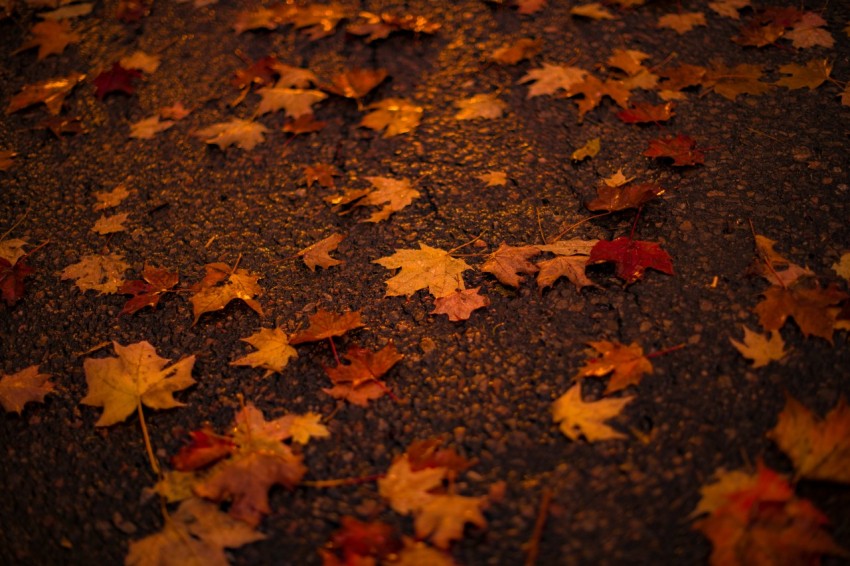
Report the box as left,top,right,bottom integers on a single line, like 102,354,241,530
524,488,552,566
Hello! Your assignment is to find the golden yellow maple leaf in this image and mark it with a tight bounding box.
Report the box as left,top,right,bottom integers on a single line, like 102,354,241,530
256,87,327,117
607,49,650,76
657,12,706,34
571,137,600,161
374,243,472,298
570,3,615,20
0,237,28,264
356,176,420,222
129,115,175,139
16,20,79,60
0,365,54,414
414,494,488,549
519,63,587,97
767,394,850,483
92,212,129,235
378,455,446,515
833,252,850,280
477,171,508,186
552,384,632,441
190,262,263,324
119,50,161,74
729,325,787,368
93,184,132,211
81,341,196,427
285,412,330,444
230,328,297,377
360,98,423,137
60,253,129,294
576,340,653,393
454,93,507,120
195,119,269,150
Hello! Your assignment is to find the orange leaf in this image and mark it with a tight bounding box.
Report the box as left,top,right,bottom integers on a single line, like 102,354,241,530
0,365,54,414
289,309,364,344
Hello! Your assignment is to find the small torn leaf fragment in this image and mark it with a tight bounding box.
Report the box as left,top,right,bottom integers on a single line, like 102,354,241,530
190,262,263,323
477,171,508,186
231,328,297,377
81,341,195,427
347,11,440,42
570,3,615,20
491,38,542,65
322,67,388,100
481,244,540,287
119,265,179,315
91,212,129,235
709,0,750,19
1,257,34,305
588,237,674,284
16,20,79,59
374,243,472,298
296,233,345,271
323,343,403,405
37,116,84,137
0,365,54,414
657,12,706,34
6,72,85,115
454,93,507,120
768,394,850,483
130,115,175,139
552,384,632,442
61,253,129,294
775,59,832,90
703,62,771,100
93,184,132,210
586,182,664,212
94,63,141,99
754,284,848,343
256,87,327,117
289,309,364,345
431,287,489,321
360,98,423,137
644,134,704,166
195,119,269,150
125,498,265,566
119,50,160,74
571,137,600,161
729,326,787,368
576,340,653,394
616,102,675,124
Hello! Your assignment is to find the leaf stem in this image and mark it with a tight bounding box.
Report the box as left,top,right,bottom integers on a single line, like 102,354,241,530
448,231,487,254
1,208,30,242
523,487,552,566
550,212,610,242
628,206,642,240
328,337,341,365
645,342,686,360
301,474,384,488
137,402,161,474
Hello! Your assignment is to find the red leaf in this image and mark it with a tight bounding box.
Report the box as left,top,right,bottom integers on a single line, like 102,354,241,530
616,102,675,124
327,517,401,564
118,265,179,315
0,257,34,306
94,63,141,99
171,426,235,471
589,237,674,284
644,134,704,166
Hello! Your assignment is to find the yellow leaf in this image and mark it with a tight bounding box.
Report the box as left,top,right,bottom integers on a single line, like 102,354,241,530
519,63,587,97
833,252,850,280
374,243,472,298
570,3,616,20
195,119,269,150
689,468,759,518
708,0,750,19
454,93,507,120
775,59,832,91
378,455,446,515
729,325,787,368
120,50,161,73
256,87,327,117
571,137,600,161
81,341,195,427
552,384,632,441
657,12,706,34
230,328,297,376
0,238,28,264
91,212,129,235
60,253,128,294
296,233,345,271
130,115,175,139
286,412,330,444
360,98,423,137
414,494,487,549
477,171,508,186
93,183,132,210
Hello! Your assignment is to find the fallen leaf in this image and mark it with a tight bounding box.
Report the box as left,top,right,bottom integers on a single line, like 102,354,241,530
414,494,487,549
303,163,338,188
568,75,632,122
322,67,388,100
571,138,600,161
752,234,814,287
321,517,401,565
616,102,675,124
130,115,175,139
576,340,653,394
171,427,236,472
0,365,54,414
93,184,132,210
754,284,848,342
703,62,771,100
0,257,33,305
786,13,834,48
256,87,327,117
395,539,454,566
231,328,297,377
454,93,507,120
195,119,269,150
94,62,141,99
39,3,93,19
286,412,329,444
284,2,348,40
491,38,542,65
16,19,79,59
432,287,489,321
519,63,587,97
120,50,161,74
729,326,787,368
552,384,632,442
347,11,440,42
570,3,615,20
607,49,650,76
515,0,547,15
379,455,446,515
535,239,597,291
190,262,263,323
477,171,508,186
125,498,265,566
345,176,420,222
118,265,179,315
658,12,706,34
37,115,84,137
481,244,540,287
833,253,850,281
81,341,195,426
61,253,129,294
602,169,633,188
289,309,364,344
159,102,191,120
0,238,28,264
360,98,423,137
588,237,674,284
708,0,750,19
92,212,129,235
6,71,85,115
283,114,327,134
643,134,704,166
374,243,472,298
775,59,832,90
586,182,665,212
296,233,345,271
323,343,403,405
768,394,850,483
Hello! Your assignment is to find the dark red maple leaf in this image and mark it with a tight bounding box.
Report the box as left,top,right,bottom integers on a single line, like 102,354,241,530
0,257,34,306
171,426,236,471
588,237,674,284
616,102,675,124
324,344,403,387
118,265,179,315
644,134,704,166
94,63,141,99
324,517,401,565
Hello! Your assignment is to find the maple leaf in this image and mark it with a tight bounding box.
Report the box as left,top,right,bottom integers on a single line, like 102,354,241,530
709,0,750,19
92,212,129,235
283,113,327,134
93,63,141,99
616,102,675,124
171,427,236,471
415,494,488,549
568,75,631,122
768,394,850,483
703,62,771,100
296,233,345,271
283,2,348,40
129,115,175,139
833,253,850,281
775,59,832,91
607,49,650,76
347,11,440,42
37,115,84,137
588,237,674,284
0,238,28,264
286,413,330,444
729,326,787,368
754,284,848,342
1,257,34,305
190,262,263,323
329,176,420,222
786,13,834,49
657,12,706,34
125,498,265,566
81,341,195,426
323,343,403,405
93,184,132,210
586,182,665,212
193,403,308,526
195,119,269,150
303,163,338,188
360,98,423,137
322,68,388,101
576,340,653,394
60,253,129,294
16,20,79,59
230,328,297,377
379,455,447,515
432,287,489,321
322,516,401,565
454,93,507,120
481,244,540,287
6,71,85,115
570,3,615,20
120,51,161,74
659,64,707,92
692,464,848,565
644,134,704,166
119,265,179,315
519,63,587,97
571,137,600,161
395,539,455,566
535,239,598,291
477,171,508,186
375,243,472,298
752,234,814,287
0,365,54,414
552,384,632,442
160,102,191,121
491,38,542,65
256,87,327,117
231,56,280,90
289,309,364,345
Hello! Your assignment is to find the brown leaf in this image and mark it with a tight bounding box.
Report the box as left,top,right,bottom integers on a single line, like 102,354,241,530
92,212,129,235
360,98,423,137
289,309,364,344
754,284,848,342
6,72,85,115
703,61,771,100
190,262,263,323
552,384,632,442
322,67,388,100
195,119,269,150
303,163,338,188
729,326,787,368
586,182,665,212
519,63,587,97
491,38,542,65
481,243,540,287
61,253,129,294
118,265,179,315
431,287,490,321
16,20,79,59
454,93,507,120
576,340,653,394
775,59,832,90
0,365,54,414
657,12,706,34
296,233,345,271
